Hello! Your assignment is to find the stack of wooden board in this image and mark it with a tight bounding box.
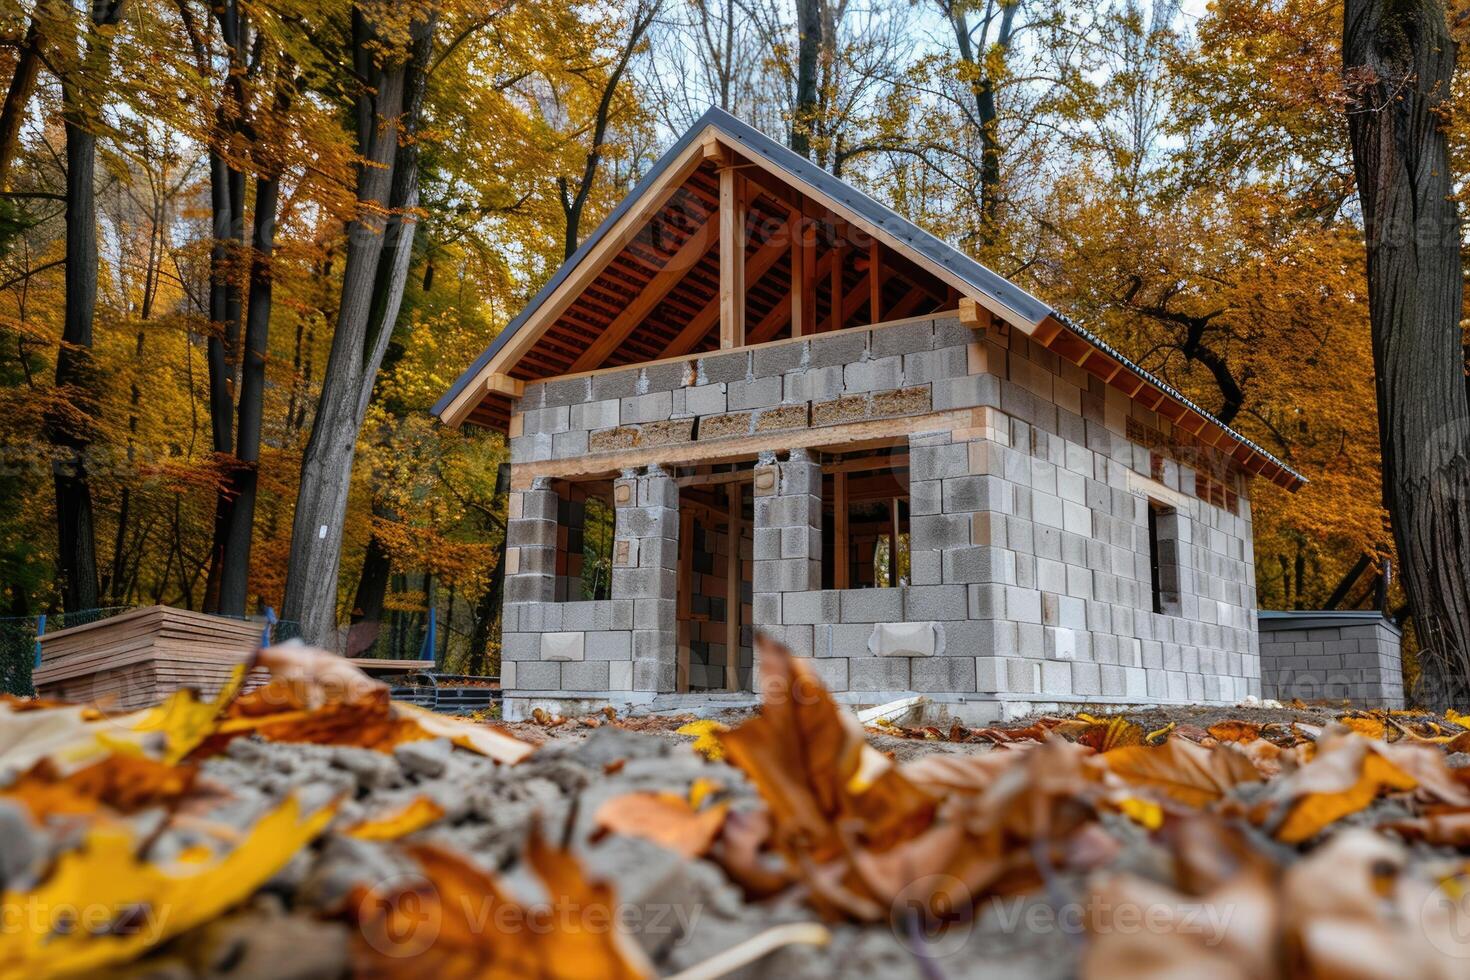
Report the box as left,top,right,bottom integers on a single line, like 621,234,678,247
35,605,270,710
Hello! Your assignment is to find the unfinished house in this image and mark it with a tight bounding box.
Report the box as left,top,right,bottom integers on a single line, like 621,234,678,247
434,109,1307,721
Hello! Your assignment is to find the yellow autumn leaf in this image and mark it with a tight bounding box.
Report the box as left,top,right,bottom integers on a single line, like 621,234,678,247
0,792,334,976
345,796,446,841
1114,796,1165,830
677,719,730,760
391,701,535,765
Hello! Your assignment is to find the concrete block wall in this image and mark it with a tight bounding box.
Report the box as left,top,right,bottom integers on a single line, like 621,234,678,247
1258,612,1403,707
501,467,679,695
501,313,1262,709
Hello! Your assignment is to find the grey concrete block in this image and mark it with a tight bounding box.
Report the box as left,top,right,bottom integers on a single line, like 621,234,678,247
903,347,966,384
685,383,727,416
912,657,976,693
843,356,903,393
810,657,849,691
571,399,620,431
931,374,999,410
592,370,639,401
910,443,969,481
562,661,611,691
620,391,673,424
850,657,911,691
871,320,935,357
727,376,782,410
1041,660,1072,695
516,660,561,690
634,659,677,693
782,589,840,625
868,622,938,657
903,585,969,621
840,588,904,622
585,631,632,661
700,350,749,384
754,341,807,377
809,331,867,368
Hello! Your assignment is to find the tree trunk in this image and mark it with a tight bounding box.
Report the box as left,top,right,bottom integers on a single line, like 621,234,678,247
791,0,821,158
216,172,279,616
1344,0,1470,706
946,1,1018,242
48,0,125,613
201,1,248,614
345,503,393,656
0,17,43,188
282,14,432,645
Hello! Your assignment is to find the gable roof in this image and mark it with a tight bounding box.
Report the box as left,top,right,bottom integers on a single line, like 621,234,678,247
435,107,1305,491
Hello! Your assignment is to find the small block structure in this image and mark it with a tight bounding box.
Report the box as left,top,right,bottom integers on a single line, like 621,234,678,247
1258,611,1404,708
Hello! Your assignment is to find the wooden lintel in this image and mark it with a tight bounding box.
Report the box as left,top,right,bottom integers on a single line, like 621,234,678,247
958,296,986,327
512,409,975,485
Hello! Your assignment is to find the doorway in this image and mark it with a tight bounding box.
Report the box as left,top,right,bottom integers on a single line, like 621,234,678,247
676,479,751,692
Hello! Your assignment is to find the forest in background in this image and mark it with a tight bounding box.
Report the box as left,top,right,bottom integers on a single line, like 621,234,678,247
0,0,1425,672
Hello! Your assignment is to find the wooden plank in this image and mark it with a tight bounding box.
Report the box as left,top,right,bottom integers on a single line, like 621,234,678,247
725,482,742,692
834,471,850,590
567,210,718,372
719,165,745,349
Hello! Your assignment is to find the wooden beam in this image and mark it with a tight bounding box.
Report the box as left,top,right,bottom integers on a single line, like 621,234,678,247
834,471,850,590
719,165,745,349
725,482,742,692
868,239,881,324
566,211,718,373
958,296,985,327
829,233,845,332
789,207,805,337
801,210,818,338
663,229,789,358
485,373,524,398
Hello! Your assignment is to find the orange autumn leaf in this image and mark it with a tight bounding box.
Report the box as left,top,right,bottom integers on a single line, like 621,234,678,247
1207,720,1263,743
349,826,651,979
593,791,729,858
1381,810,1470,847
716,637,935,863
1098,736,1263,808
4,753,196,820
1260,735,1420,844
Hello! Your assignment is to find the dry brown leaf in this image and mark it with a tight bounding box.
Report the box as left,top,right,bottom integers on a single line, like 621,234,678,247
1097,736,1262,808
593,791,729,858
1207,720,1263,743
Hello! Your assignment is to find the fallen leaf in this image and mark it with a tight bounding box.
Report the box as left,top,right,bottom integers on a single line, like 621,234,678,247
594,791,729,858
3,753,196,820
1256,733,1418,843
0,793,334,976
677,719,731,760
1098,736,1262,808
348,826,652,978
345,796,446,841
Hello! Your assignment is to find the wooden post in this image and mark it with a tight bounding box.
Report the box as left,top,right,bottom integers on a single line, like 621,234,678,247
889,496,902,587
868,239,881,324
789,207,804,337
719,164,745,349
802,211,818,336
834,471,849,589
829,226,845,333
725,482,742,691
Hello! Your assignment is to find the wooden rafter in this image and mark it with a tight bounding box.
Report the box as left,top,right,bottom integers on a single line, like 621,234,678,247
663,216,792,358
